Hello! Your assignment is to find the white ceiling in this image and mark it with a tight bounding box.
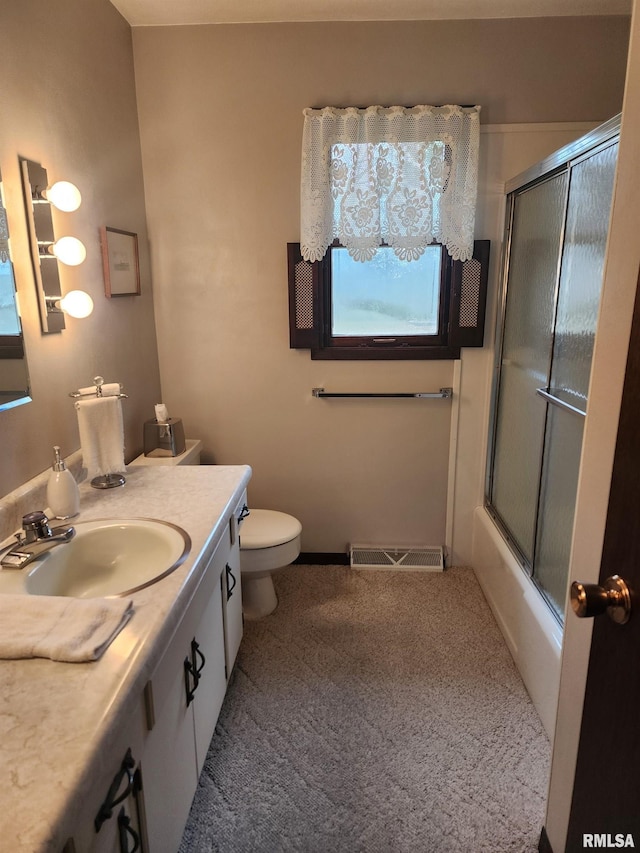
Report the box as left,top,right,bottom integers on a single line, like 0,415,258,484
109,0,632,27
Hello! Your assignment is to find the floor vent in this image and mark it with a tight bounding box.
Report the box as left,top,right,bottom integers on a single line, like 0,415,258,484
349,545,444,572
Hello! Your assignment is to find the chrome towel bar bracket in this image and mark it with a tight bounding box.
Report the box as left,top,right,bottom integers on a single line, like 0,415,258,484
312,387,453,399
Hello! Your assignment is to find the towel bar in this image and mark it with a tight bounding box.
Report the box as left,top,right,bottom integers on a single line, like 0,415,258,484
69,375,128,399
536,387,586,417
71,375,127,490
312,387,453,399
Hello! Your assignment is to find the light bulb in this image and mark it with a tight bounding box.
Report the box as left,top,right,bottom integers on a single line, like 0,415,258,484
50,236,86,266
59,290,94,319
44,181,81,212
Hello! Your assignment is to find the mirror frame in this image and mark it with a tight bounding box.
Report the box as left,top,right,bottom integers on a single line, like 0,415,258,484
0,167,31,412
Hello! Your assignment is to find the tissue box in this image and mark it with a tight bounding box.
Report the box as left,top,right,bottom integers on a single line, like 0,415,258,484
143,418,186,458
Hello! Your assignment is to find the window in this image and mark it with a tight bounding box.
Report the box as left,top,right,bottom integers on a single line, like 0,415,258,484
331,245,442,338
288,239,490,360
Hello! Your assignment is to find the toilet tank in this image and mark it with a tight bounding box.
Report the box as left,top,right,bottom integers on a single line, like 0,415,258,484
129,439,202,467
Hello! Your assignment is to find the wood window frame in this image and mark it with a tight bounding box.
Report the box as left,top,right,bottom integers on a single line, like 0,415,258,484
288,240,490,361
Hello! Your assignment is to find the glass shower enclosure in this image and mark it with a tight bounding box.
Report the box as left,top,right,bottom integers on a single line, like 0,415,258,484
486,118,619,622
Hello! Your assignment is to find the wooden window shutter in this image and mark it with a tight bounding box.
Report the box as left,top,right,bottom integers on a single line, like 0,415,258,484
448,240,490,348
287,243,320,349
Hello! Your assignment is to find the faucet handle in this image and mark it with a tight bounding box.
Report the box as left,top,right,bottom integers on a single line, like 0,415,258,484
22,511,53,540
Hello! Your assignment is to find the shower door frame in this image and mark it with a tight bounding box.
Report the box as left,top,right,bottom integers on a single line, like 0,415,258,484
485,116,621,622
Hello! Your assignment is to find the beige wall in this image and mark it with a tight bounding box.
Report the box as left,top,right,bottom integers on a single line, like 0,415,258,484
0,0,161,497
133,18,628,553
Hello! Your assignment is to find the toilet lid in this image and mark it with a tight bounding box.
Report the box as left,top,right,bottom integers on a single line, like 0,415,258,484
240,510,302,549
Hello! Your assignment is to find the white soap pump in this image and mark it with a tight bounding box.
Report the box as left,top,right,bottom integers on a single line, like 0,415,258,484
47,446,80,519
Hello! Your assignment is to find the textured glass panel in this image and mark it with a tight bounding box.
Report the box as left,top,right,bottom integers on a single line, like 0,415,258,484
550,142,618,409
491,173,568,562
534,406,585,619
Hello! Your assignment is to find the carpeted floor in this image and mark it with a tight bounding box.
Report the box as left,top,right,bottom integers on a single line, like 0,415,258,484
179,565,551,852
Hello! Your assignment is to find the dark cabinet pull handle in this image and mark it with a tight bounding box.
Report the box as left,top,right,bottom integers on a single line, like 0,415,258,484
184,638,206,705
226,563,237,601
192,638,206,676
95,749,136,831
184,655,199,706
117,807,140,853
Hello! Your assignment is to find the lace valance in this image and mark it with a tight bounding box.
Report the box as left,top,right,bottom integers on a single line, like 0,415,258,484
300,105,481,263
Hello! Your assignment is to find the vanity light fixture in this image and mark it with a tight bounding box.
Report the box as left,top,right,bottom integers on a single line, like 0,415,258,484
38,235,87,266
20,157,90,333
38,181,82,212
46,290,94,319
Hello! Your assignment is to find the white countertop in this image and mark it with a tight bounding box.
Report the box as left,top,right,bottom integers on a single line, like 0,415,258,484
0,464,251,853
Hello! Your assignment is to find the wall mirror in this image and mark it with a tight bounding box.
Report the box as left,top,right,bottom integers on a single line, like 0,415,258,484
0,167,31,411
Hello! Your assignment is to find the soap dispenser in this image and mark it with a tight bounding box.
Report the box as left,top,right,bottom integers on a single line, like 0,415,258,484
47,446,80,519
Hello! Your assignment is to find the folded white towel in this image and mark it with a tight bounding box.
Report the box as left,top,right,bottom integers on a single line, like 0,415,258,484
75,396,125,479
0,595,133,662
78,383,121,397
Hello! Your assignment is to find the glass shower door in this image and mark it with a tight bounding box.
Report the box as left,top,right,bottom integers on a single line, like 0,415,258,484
487,130,618,623
533,141,617,618
490,173,568,564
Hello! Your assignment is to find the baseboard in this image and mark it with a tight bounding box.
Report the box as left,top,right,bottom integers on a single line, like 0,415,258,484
294,552,350,565
539,826,553,853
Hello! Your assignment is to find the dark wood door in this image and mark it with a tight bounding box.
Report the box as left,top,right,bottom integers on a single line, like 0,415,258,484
563,266,640,849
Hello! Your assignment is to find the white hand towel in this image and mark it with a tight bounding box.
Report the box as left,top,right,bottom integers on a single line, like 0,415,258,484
0,595,133,662
75,396,125,479
77,383,121,397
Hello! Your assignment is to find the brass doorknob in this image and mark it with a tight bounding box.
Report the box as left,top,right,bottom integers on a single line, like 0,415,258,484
570,574,631,624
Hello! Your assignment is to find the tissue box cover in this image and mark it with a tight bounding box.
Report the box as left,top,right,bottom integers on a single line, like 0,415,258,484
143,418,186,457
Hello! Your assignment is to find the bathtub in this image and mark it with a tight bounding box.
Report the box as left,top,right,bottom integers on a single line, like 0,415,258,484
471,505,563,739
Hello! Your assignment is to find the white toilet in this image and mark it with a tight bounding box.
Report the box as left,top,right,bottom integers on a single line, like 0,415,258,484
130,443,301,619
240,509,302,619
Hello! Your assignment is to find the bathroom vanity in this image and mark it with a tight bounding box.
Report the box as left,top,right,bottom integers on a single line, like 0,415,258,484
0,463,251,852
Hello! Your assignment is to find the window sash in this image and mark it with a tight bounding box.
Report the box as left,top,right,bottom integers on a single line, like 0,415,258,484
323,244,450,349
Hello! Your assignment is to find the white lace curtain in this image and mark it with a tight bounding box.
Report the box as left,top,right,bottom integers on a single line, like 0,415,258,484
300,105,481,263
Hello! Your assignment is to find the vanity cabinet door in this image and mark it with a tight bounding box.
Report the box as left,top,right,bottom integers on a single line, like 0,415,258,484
192,580,227,773
140,608,200,853
222,538,243,677
141,532,229,852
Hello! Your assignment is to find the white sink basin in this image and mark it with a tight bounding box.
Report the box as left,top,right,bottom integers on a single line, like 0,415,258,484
24,518,191,598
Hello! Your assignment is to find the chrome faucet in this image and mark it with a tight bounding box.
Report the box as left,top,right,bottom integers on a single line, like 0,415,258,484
0,511,76,569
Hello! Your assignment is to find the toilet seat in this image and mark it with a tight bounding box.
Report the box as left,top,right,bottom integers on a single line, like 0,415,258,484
240,510,302,575
240,510,302,550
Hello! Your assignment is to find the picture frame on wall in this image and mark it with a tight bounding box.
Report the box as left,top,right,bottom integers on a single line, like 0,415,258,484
100,226,140,297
